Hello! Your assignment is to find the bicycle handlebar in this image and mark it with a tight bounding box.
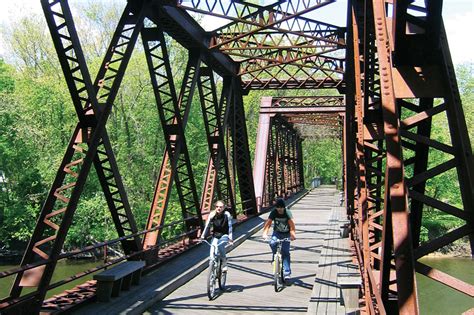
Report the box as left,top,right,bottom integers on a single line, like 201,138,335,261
263,237,291,243
199,238,228,247
200,239,212,246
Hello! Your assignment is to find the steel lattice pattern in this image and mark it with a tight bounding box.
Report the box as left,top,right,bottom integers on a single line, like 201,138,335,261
177,0,346,91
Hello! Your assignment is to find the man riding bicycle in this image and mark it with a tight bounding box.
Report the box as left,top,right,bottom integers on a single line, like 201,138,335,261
201,200,233,272
262,198,296,281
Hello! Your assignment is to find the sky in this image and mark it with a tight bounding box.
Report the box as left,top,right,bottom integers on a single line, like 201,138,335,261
0,0,473,65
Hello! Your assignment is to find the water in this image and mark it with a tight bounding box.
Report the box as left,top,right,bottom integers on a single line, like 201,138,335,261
1,257,472,313
417,257,474,315
0,259,101,300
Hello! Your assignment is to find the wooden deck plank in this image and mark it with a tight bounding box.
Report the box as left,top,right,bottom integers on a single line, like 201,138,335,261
310,203,353,315
144,188,337,314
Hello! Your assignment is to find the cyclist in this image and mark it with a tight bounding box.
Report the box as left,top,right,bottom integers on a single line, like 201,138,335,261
262,198,296,281
201,200,233,272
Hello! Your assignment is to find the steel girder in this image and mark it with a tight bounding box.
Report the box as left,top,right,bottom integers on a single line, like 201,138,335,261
346,0,474,314
197,72,236,218
265,117,301,207
230,78,259,217
349,3,373,312
254,95,344,209
264,96,344,138
141,25,203,254
3,1,147,313
348,1,419,313
392,0,474,301
346,1,389,313
175,0,346,92
272,96,345,107
254,97,316,209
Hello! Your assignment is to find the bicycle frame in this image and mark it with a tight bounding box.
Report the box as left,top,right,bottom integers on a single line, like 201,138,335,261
267,237,291,292
201,238,227,300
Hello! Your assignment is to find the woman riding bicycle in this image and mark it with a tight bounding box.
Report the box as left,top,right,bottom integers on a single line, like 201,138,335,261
200,200,233,272
262,198,296,281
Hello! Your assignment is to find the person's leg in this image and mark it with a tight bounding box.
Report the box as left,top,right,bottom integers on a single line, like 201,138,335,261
210,237,218,263
217,235,229,271
281,239,291,277
269,234,278,261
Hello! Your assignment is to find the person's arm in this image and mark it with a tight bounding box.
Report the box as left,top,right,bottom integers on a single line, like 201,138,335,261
288,219,296,241
226,212,233,242
285,208,296,241
201,218,211,239
201,211,215,239
262,218,273,239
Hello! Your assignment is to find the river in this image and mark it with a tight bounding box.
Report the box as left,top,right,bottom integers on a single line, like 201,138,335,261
0,257,472,314
416,257,473,315
0,259,100,301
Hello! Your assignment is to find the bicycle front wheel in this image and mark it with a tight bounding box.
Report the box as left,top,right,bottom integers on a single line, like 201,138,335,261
273,254,282,292
207,263,218,300
218,259,227,290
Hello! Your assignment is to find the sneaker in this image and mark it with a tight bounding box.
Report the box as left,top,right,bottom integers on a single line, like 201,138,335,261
284,273,291,281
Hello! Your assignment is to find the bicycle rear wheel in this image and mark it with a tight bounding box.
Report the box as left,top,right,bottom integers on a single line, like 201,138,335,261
273,254,282,292
207,263,218,300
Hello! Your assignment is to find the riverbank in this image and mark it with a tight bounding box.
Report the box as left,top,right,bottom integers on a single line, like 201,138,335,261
423,241,472,258
0,249,23,265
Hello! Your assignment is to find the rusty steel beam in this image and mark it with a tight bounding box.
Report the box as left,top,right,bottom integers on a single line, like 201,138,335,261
286,116,341,126
344,2,357,219
392,0,443,65
349,2,372,310
242,77,345,91
7,1,147,312
40,0,142,257
3,1,470,314
147,1,238,77
438,22,474,252
381,0,474,308
255,95,328,208
373,1,419,313
256,114,302,208
253,97,273,211
230,78,258,216
197,70,236,218
141,26,203,252
173,0,346,91
260,106,345,114
415,262,474,297
271,96,345,107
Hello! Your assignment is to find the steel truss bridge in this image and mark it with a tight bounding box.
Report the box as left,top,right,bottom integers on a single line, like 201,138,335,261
0,0,473,314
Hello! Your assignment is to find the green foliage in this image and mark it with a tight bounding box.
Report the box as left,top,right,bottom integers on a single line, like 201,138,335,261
0,60,15,93
403,63,473,249
420,212,464,249
456,62,474,147
67,194,117,249
302,138,342,185
0,60,47,245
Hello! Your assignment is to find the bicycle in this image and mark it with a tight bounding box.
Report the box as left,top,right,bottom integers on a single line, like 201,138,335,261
201,239,227,300
266,237,291,292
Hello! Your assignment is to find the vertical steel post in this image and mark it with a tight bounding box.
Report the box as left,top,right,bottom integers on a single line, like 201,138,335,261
372,1,419,313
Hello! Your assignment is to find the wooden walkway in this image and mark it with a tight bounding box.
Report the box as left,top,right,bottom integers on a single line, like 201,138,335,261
145,186,353,315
